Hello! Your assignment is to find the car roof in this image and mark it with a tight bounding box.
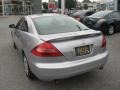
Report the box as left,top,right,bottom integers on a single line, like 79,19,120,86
89,10,113,18
97,10,113,13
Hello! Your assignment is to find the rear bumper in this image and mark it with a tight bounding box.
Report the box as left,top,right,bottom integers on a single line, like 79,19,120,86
30,51,108,81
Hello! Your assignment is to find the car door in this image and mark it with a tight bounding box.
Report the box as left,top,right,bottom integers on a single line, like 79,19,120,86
14,18,29,52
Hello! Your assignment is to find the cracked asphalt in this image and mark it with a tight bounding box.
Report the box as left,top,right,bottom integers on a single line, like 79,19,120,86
0,16,120,90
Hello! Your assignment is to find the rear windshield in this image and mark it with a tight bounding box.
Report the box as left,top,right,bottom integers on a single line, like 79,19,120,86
90,11,112,18
32,15,89,35
73,11,86,16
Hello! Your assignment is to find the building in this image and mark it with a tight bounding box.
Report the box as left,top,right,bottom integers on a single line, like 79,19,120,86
31,0,42,14
48,0,56,10
0,0,42,15
80,0,97,10
97,0,120,11
114,0,118,11
97,0,106,10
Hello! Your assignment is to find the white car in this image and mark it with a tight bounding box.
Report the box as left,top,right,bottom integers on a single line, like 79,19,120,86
9,14,108,81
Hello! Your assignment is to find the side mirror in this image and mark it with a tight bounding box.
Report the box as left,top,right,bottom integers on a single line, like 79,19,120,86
9,24,16,29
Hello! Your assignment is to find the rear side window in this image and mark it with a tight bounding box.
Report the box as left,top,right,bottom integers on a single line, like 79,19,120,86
16,18,28,32
16,18,24,29
19,21,28,32
32,15,89,35
110,12,120,18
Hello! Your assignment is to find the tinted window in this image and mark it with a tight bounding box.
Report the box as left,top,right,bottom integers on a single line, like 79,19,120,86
90,11,112,18
110,12,120,18
19,21,28,32
16,18,28,32
16,18,24,29
32,15,89,35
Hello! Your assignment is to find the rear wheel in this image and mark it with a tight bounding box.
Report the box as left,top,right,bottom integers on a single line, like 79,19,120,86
23,55,36,80
11,32,17,49
108,25,114,35
13,42,17,49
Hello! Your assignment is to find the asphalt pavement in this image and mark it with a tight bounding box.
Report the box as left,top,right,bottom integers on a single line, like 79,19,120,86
0,16,120,90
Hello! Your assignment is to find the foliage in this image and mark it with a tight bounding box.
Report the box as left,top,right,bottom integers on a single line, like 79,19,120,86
83,4,88,10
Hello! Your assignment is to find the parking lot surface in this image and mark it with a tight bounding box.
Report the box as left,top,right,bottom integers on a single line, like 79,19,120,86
0,16,120,90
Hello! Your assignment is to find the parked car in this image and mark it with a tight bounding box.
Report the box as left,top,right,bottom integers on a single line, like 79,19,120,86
83,11,120,35
9,14,108,81
71,10,95,22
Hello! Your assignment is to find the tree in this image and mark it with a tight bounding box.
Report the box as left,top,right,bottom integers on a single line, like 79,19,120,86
58,0,77,10
43,2,48,10
83,4,88,10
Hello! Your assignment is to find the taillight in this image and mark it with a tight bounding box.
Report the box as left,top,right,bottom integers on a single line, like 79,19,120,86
74,16,80,21
31,41,63,57
102,35,106,48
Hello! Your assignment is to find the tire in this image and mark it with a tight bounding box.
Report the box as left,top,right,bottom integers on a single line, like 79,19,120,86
13,42,17,49
108,25,114,35
23,55,36,80
12,32,17,50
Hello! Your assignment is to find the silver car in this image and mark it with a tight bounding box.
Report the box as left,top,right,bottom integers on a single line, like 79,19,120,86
9,14,108,81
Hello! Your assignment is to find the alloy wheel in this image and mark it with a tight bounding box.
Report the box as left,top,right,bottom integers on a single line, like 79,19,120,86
23,56,29,76
108,26,114,35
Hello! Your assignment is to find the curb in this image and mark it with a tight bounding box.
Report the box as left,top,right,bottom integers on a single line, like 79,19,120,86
0,16,8,18
0,15,23,18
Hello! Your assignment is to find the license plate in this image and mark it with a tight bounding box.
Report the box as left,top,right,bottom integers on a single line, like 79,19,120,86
75,45,90,56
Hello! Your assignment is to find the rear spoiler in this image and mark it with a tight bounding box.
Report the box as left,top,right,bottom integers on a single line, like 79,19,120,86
48,33,102,42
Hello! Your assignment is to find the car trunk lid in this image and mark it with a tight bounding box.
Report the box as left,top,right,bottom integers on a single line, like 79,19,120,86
39,30,102,61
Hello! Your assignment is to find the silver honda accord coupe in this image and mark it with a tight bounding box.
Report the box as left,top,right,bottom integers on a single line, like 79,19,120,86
9,14,108,81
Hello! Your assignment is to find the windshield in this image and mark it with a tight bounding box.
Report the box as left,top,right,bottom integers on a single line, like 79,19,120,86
32,15,89,35
90,11,112,18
